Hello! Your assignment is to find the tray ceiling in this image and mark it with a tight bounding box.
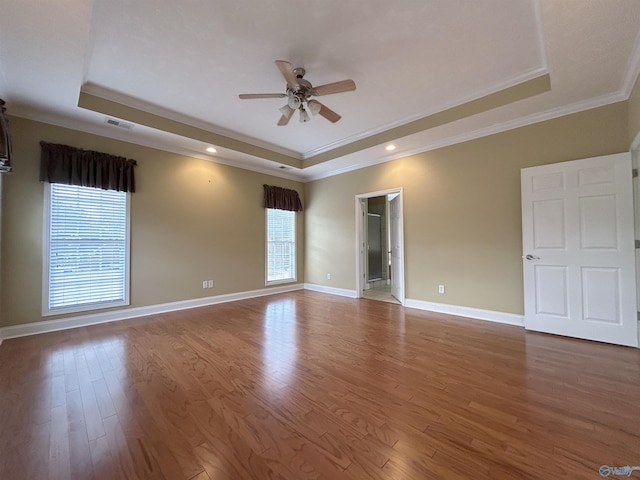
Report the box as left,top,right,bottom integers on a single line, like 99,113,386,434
1,0,639,181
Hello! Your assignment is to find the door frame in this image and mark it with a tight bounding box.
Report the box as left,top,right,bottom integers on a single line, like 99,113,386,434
355,188,405,304
631,132,640,348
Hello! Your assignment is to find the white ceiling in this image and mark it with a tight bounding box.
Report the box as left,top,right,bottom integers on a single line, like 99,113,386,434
1,0,639,181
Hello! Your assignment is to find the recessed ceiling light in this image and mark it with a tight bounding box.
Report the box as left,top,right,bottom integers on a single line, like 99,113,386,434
206,147,217,153
385,144,396,151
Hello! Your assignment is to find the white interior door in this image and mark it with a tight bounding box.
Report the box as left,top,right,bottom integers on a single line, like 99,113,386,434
390,194,404,303
521,153,638,347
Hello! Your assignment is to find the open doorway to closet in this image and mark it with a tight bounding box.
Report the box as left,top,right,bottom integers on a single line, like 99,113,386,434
355,189,405,304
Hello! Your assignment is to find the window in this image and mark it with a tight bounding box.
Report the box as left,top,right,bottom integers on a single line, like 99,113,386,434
266,208,296,284
43,183,130,315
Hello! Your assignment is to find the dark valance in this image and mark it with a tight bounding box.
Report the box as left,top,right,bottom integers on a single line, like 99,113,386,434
263,184,303,212
39,141,137,193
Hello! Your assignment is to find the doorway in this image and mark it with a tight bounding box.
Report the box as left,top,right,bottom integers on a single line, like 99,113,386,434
355,189,405,304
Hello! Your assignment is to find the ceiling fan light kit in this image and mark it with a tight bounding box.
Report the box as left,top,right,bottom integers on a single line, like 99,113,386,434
279,104,294,117
307,100,321,116
239,60,356,126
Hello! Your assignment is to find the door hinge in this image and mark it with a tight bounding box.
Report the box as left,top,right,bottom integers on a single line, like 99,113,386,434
636,240,640,249
633,168,638,178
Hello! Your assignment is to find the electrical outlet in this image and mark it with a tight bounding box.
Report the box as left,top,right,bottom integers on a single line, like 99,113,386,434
208,280,214,288
327,273,331,280
438,285,445,294
202,280,208,289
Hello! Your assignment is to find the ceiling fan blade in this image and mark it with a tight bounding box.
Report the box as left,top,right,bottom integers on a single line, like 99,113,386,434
311,79,356,96
239,93,286,99
277,107,295,126
275,60,300,89
309,100,341,123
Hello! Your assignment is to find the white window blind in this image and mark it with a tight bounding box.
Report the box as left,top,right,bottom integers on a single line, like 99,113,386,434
44,183,130,315
266,208,296,284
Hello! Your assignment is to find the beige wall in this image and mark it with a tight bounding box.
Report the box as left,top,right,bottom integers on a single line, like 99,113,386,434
1,117,305,327
0,97,634,327
629,74,640,146
304,102,629,315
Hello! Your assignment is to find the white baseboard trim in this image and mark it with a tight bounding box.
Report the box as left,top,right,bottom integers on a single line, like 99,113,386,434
0,283,304,341
0,285,523,342
303,283,358,298
404,298,525,327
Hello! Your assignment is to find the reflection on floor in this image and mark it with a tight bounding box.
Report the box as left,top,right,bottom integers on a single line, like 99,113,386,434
362,283,400,304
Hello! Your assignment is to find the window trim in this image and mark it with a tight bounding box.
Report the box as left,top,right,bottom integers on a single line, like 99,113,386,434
42,182,131,317
265,208,297,286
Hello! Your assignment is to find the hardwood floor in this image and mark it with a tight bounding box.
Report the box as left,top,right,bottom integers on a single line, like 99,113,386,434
1,290,639,479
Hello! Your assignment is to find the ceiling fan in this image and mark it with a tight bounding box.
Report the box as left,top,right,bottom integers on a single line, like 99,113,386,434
239,60,356,126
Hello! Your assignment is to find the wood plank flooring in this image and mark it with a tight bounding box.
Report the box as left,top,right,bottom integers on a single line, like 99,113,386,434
1,290,639,479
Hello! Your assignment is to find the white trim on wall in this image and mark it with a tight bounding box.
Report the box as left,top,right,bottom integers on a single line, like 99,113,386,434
303,283,358,298
301,66,549,159
0,284,527,344
404,298,525,327
0,284,303,341
42,183,132,317
631,140,640,348
355,188,405,304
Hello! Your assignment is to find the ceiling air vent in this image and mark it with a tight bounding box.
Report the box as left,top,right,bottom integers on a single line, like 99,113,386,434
105,118,134,130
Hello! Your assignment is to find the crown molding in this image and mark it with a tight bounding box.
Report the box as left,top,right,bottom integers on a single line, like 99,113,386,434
300,163,367,182
301,66,550,159
303,90,626,182
12,81,627,186
81,83,302,159
10,40,633,188
406,90,628,156
298,3,557,166
11,107,305,182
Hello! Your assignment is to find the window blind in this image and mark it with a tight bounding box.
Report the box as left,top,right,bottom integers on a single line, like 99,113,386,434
46,183,129,312
266,208,296,283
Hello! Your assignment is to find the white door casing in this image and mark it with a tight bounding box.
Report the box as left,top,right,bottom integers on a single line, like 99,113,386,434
632,143,640,347
355,189,404,303
360,199,368,289
389,194,404,303
521,153,637,347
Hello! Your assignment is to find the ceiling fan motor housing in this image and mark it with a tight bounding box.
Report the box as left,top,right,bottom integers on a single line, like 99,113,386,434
287,72,313,109
287,94,302,109
238,60,354,125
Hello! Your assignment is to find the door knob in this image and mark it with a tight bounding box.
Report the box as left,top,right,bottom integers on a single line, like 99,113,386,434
523,254,540,260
